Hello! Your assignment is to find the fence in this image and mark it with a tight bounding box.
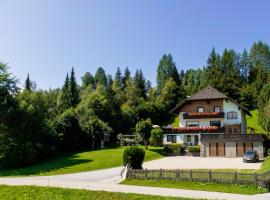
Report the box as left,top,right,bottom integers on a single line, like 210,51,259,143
126,168,270,187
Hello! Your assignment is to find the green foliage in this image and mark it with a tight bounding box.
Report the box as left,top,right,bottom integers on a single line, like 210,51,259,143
95,67,107,86
258,83,270,132
123,146,145,169
135,119,152,149
164,144,186,156
81,72,95,89
188,145,200,153
150,128,163,146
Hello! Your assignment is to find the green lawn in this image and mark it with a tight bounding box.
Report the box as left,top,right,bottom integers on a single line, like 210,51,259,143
0,146,164,176
0,185,198,200
121,179,268,195
246,109,267,134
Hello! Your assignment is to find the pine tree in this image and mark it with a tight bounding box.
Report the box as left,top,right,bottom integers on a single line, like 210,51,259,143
157,54,180,93
114,67,122,88
95,67,107,86
122,67,131,89
24,73,31,91
134,69,146,98
57,73,72,113
81,72,95,89
69,68,80,107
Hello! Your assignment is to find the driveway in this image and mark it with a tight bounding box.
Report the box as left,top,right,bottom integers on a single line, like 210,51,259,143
143,156,262,169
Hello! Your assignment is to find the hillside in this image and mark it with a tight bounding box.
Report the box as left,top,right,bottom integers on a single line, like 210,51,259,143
246,110,267,134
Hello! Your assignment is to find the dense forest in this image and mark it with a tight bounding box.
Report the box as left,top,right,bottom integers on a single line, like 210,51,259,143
1,41,270,168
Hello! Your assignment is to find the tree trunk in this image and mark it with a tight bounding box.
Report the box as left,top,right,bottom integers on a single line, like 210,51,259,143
91,135,95,149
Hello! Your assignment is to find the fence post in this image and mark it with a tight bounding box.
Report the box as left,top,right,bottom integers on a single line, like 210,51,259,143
190,170,193,181
254,172,258,184
159,169,163,179
176,169,180,181
234,171,237,182
145,169,148,179
208,170,212,182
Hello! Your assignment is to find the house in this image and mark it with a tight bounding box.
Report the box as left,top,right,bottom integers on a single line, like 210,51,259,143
164,86,264,158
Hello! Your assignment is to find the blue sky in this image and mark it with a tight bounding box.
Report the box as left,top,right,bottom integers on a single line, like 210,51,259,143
0,0,270,89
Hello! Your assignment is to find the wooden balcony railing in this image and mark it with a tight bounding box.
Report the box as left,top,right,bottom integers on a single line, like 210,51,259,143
163,126,225,134
200,134,264,142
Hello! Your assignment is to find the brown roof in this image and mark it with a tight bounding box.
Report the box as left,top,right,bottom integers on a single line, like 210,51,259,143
170,85,251,116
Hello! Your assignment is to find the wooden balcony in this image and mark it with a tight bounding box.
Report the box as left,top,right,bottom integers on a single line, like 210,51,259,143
183,112,225,119
201,134,264,142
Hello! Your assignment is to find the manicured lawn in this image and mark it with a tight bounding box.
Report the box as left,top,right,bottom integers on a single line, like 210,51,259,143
121,179,268,195
0,185,198,200
0,146,164,176
246,109,267,134
258,156,270,173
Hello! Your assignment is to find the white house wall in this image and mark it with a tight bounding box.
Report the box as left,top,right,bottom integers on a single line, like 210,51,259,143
223,100,242,125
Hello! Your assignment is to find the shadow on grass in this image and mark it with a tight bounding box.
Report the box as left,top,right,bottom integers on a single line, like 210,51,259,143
148,147,167,156
0,154,92,176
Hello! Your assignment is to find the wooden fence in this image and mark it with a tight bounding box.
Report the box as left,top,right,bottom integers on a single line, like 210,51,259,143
126,168,270,187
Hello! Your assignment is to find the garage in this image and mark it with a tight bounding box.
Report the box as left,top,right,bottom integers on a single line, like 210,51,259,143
209,142,225,156
200,134,264,158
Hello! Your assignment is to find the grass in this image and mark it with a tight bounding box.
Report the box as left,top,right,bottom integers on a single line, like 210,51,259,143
121,179,268,195
246,109,267,134
0,146,164,176
0,185,199,200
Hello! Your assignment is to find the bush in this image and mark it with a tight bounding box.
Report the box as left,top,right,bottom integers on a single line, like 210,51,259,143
267,148,270,157
150,128,163,146
164,144,186,156
123,146,145,169
188,145,200,153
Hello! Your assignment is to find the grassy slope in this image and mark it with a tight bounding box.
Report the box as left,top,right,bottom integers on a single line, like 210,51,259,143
0,185,197,200
121,179,268,195
246,109,267,134
0,146,164,176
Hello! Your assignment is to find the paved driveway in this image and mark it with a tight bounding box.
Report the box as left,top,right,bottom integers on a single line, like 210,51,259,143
143,156,262,169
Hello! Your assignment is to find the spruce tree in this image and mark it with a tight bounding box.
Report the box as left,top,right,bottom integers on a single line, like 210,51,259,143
95,67,107,86
70,68,80,107
122,67,131,89
114,67,122,88
157,54,180,93
57,73,72,113
24,73,31,91
81,72,95,89
134,69,146,98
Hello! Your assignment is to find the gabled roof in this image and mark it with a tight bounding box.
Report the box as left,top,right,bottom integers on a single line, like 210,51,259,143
170,86,251,116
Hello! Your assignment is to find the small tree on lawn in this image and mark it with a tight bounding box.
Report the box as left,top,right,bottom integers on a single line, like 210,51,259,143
135,118,152,149
150,127,163,146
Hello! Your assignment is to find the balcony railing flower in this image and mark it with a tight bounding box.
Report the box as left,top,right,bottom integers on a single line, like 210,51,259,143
165,126,220,133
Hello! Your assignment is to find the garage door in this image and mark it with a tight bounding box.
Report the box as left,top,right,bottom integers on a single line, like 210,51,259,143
245,143,253,151
236,143,244,157
210,142,217,156
218,142,225,156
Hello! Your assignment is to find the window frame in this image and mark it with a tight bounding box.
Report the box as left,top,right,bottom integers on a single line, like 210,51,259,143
167,135,177,143
227,111,238,119
210,120,221,127
186,121,200,127
197,107,204,113
214,106,221,112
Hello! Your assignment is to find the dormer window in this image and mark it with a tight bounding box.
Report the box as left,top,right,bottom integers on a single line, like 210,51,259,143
197,107,204,113
214,106,221,112
227,111,238,119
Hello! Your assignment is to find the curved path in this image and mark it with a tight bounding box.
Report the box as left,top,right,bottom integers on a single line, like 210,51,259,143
0,166,269,200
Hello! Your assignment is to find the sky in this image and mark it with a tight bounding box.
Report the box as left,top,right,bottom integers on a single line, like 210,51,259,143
0,0,270,89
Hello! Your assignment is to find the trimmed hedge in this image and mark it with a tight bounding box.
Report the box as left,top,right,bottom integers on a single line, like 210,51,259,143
188,145,200,153
164,144,186,156
123,146,145,169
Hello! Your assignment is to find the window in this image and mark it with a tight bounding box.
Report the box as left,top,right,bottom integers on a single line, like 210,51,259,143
210,121,221,127
197,107,204,112
227,111,238,119
186,121,199,127
187,135,192,143
214,106,221,112
167,135,177,143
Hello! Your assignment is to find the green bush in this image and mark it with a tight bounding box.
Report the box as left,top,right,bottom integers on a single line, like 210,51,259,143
150,128,163,146
164,144,186,156
188,145,200,153
123,146,145,169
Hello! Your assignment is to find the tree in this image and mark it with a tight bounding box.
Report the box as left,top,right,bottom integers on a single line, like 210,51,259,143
134,69,146,98
57,73,72,113
69,68,80,107
81,72,95,89
150,128,163,146
24,73,36,91
258,83,270,132
157,54,180,93
95,67,107,86
135,118,152,149
122,67,131,89
114,67,122,88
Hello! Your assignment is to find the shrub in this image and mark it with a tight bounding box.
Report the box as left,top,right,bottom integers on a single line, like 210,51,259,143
164,144,186,156
123,146,145,169
267,148,270,157
188,145,201,153
150,128,163,146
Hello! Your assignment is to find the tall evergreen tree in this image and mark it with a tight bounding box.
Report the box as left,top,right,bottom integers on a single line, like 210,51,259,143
81,72,95,89
122,67,131,89
69,68,80,107
24,73,31,91
57,73,72,112
156,54,180,93
95,67,107,87
114,67,122,88
239,49,250,83
134,69,147,98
